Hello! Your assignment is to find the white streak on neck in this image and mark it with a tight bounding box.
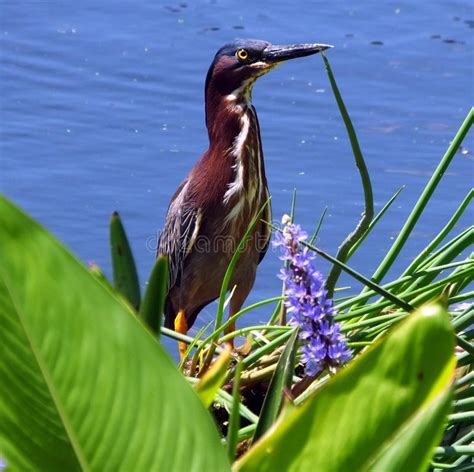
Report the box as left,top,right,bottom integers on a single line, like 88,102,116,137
224,197,245,224
225,79,254,111
223,113,250,209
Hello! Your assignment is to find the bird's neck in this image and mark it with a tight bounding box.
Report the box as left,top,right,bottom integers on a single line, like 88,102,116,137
205,86,254,146
202,87,267,217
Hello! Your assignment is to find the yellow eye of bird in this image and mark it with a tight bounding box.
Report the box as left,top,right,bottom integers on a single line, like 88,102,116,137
237,48,249,61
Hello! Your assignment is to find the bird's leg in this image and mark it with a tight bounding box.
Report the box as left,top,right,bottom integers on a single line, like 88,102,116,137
225,292,246,351
174,309,188,359
224,319,236,351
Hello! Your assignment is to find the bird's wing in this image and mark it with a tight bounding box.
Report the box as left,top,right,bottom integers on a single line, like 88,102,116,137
258,188,272,264
157,181,201,290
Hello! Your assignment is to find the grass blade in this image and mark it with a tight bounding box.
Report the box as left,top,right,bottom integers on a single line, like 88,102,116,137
369,107,473,284
202,200,271,371
309,206,328,244
321,53,374,298
139,255,168,336
269,222,414,312
452,305,474,332
347,185,405,259
179,319,215,370
417,226,473,272
290,188,297,223
403,234,473,293
335,259,473,313
227,362,243,462
191,296,283,371
402,189,473,276
110,211,141,310
215,199,270,335
252,329,299,444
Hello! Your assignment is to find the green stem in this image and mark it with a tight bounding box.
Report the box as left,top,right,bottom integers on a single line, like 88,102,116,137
341,313,402,332
278,191,298,326
452,305,474,331
218,325,290,344
402,189,473,276
214,200,270,332
191,296,283,369
368,108,473,285
401,234,473,293
220,424,257,444
453,430,474,445
321,53,374,298
456,335,474,356
447,411,474,424
449,291,474,306
455,371,474,389
239,330,292,375
455,386,474,400
355,266,469,323
187,375,258,424
434,445,474,456
227,362,243,462
335,259,473,313
179,319,214,370
201,200,271,372
454,397,474,411
240,363,279,386
309,206,328,244
161,326,222,353
270,223,413,312
347,186,405,259
417,227,473,272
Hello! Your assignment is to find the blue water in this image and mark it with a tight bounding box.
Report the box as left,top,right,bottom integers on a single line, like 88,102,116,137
1,1,473,338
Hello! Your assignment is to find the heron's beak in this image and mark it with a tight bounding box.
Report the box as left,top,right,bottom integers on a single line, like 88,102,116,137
262,43,333,63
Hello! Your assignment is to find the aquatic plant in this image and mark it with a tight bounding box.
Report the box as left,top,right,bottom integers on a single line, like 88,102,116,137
274,217,351,376
1,54,472,471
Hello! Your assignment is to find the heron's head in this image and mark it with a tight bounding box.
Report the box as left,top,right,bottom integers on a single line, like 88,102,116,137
205,39,332,101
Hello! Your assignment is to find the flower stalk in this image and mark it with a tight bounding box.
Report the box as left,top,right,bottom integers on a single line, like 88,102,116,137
274,215,351,376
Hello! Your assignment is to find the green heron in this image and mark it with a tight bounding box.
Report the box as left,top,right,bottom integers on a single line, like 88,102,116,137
158,39,331,356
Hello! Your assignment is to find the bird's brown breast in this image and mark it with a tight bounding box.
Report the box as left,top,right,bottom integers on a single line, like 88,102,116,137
186,100,270,270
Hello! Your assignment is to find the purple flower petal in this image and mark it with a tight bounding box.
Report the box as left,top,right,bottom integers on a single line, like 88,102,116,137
276,219,352,375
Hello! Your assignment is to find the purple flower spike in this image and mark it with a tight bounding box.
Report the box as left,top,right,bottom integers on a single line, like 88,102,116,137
272,215,352,376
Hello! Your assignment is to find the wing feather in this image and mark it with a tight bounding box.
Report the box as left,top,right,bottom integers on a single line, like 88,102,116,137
258,189,272,264
157,181,200,290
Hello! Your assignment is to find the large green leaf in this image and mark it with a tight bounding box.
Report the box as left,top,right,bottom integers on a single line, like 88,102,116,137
0,197,229,471
235,302,455,472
